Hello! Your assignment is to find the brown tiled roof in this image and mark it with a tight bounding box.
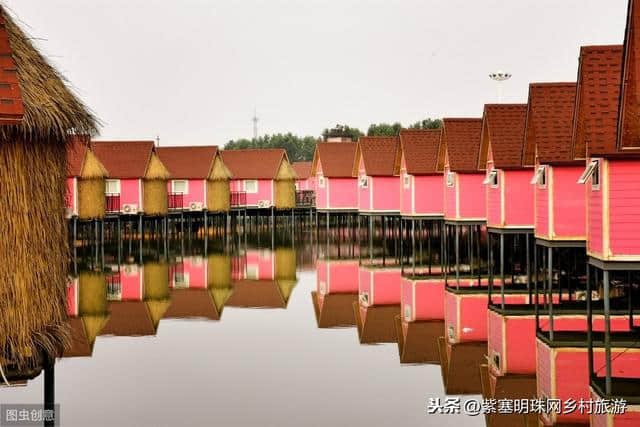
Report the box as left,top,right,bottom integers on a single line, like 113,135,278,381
618,0,640,154
572,45,623,158
291,161,312,179
353,303,399,344
220,149,286,179
312,142,358,178
523,83,578,165
398,129,443,175
395,318,443,364
0,11,23,125
480,104,528,169
357,136,400,176
163,289,219,320
441,118,483,172
92,140,155,178
156,146,218,179
225,280,285,308
67,137,88,177
99,301,156,336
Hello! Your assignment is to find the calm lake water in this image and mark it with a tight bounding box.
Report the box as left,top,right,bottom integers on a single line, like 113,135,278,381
1,223,483,427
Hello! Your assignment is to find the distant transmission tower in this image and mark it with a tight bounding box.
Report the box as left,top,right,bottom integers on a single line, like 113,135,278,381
252,109,259,140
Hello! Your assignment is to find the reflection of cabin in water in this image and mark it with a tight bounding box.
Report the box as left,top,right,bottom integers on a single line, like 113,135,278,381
65,272,110,357
353,263,401,344
312,259,359,328
226,248,297,308
92,141,171,216
65,136,109,220
163,254,233,320
100,261,170,336
157,146,231,213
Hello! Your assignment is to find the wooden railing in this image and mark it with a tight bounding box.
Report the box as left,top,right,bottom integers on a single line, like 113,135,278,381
105,193,121,213
296,190,315,208
168,193,184,210
231,191,247,207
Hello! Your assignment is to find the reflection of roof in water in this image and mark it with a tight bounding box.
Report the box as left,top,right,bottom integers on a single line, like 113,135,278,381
226,279,295,308
438,337,486,395
394,317,443,364
163,288,231,321
353,302,400,344
311,291,358,328
64,315,110,358
100,301,157,336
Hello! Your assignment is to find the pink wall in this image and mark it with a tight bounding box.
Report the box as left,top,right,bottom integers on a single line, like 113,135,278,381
120,179,141,211
486,165,501,226
458,173,486,220
401,278,445,321
358,158,371,212
66,278,78,316
609,159,640,257
552,166,586,239
119,264,143,300
317,176,358,210
414,175,444,216
295,177,315,191
325,261,359,293
504,170,534,227
245,250,274,280
170,257,207,289
65,177,76,214
358,267,401,306
587,162,603,256
372,176,400,212
401,172,444,216
167,179,206,209
444,167,457,219
230,178,273,207
535,173,550,239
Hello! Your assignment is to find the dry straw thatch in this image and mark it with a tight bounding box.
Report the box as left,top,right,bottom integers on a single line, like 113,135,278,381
207,156,231,212
274,159,296,209
143,153,169,216
0,5,98,371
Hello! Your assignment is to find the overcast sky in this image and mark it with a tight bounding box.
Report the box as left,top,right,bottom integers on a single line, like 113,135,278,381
3,0,628,146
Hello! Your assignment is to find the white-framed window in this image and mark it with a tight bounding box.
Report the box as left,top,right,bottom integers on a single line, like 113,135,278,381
578,159,600,190
105,179,120,194
294,182,299,191
359,175,369,188
318,175,325,188
403,173,411,189
173,272,190,288
483,170,499,187
171,179,188,194
446,171,455,187
244,179,258,193
530,165,547,187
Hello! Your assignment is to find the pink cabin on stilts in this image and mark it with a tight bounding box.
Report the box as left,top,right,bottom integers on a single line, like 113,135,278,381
355,136,401,215
311,142,359,212
441,118,485,222
398,129,445,218
312,259,359,328
479,104,532,230
156,146,231,212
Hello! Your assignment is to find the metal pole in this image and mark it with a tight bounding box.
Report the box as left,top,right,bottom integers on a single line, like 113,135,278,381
500,233,505,309
604,269,612,395
44,359,55,427
455,224,460,289
411,219,416,276
526,233,531,302
587,263,594,383
548,246,554,341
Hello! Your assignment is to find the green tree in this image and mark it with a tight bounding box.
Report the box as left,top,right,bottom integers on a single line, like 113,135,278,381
409,118,443,129
367,122,403,136
321,124,363,141
225,133,317,162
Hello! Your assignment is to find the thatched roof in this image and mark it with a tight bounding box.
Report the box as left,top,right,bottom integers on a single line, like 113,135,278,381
67,137,108,178
0,6,97,141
